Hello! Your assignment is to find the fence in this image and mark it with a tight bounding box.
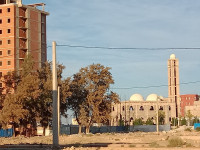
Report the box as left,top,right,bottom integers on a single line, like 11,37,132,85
0,128,14,137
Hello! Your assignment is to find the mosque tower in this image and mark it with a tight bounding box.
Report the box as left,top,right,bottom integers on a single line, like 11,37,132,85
168,54,180,117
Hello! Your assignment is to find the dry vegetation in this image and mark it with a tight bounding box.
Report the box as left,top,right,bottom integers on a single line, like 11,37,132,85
1,128,200,150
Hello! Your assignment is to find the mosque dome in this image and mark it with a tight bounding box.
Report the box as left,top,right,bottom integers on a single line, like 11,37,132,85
130,94,144,101
146,94,159,101
170,54,176,59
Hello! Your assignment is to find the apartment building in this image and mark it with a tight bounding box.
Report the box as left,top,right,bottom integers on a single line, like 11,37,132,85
0,0,48,88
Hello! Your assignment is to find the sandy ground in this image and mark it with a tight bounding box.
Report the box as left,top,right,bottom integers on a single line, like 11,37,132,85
1,127,200,149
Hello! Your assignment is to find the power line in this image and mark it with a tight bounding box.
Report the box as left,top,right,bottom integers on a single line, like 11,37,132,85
47,44,200,50
110,81,200,90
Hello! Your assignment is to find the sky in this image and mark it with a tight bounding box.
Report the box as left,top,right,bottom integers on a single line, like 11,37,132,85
24,0,200,99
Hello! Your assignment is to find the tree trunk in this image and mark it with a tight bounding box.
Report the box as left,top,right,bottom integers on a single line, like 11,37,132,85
78,125,82,134
86,126,90,134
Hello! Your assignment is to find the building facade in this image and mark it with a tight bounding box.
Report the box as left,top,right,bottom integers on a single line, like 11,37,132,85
180,94,199,117
0,0,48,88
111,54,180,126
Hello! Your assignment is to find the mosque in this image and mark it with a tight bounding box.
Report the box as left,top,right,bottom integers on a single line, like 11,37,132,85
110,54,180,125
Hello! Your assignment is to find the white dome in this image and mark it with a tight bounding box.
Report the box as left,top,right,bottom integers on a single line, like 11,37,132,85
146,94,159,101
130,94,144,101
170,54,176,59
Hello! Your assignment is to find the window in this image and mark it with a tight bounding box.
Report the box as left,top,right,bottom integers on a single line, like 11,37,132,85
0,61,2,66
7,61,11,65
7,8,10,12
8,40,11,44
169,106,171,111
7,18,10,23
7,29,10,33
112,106,114,111
0,9,2,13
150,106,154,111
0,82,2,88
0,19,2,24
0,40,2,45
139,106,144,111
0,51,2,55
0,72,2,77
129,106,133,111
159,106,163,110
0,30,2,34
7,50,11,55
122,106,125,111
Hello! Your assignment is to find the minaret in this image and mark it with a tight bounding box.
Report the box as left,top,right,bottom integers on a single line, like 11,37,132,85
168,54,180,117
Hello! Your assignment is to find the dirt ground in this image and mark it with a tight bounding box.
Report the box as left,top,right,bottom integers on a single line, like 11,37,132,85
1,127,200,150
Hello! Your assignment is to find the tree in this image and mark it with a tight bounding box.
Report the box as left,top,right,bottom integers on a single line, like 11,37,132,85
158,111,165,125
0,94,28,129
186,110,193,126
67,64,119,133
146,117,154,125
171,117,178,126
0,55,69,130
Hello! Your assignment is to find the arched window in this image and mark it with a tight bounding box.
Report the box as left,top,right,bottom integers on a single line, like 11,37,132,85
139,106,144,111
112,106,115,111
130,117,133,121
129,106,134,111
150,106,154,111
122,106,125,111
169,106,171,111
159,106,163,110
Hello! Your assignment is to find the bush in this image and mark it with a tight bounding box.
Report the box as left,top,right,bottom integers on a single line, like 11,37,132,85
133,118,143,125
146,117,154,125
195,127,200,131
180,117,187,126
168,137,184,147
185,128,191,132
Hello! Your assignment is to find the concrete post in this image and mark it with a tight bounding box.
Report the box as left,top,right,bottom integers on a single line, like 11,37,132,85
52,41,59,147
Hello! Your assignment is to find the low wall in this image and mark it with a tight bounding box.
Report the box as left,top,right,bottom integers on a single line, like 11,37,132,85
130,125,171,132
60,125,170,135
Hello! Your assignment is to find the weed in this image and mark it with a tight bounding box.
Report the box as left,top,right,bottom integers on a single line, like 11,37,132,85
168,137,184,147
149,142,159,148
129,144,136,147
184,128,192,132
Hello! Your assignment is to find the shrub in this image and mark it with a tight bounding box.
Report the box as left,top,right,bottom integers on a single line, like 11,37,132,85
168,137,184,147
133,118,143,125
184,128,192,132
195,127,200,131
149,142,159,147
146,117,154,125
129,144,136,147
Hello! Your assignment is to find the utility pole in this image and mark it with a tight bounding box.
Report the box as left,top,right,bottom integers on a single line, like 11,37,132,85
52,41,59,147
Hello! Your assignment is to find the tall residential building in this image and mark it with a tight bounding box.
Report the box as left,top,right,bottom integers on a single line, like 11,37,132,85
0,0,48,88
168,54,180,117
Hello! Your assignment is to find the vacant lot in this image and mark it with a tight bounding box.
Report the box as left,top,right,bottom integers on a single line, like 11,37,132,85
1,128,200,149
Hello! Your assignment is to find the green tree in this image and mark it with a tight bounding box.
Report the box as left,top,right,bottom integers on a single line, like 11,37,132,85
146,117,154,125
67,64,119,133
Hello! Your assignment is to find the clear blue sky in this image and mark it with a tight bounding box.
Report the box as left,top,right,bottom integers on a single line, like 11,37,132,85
25,0,200,100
